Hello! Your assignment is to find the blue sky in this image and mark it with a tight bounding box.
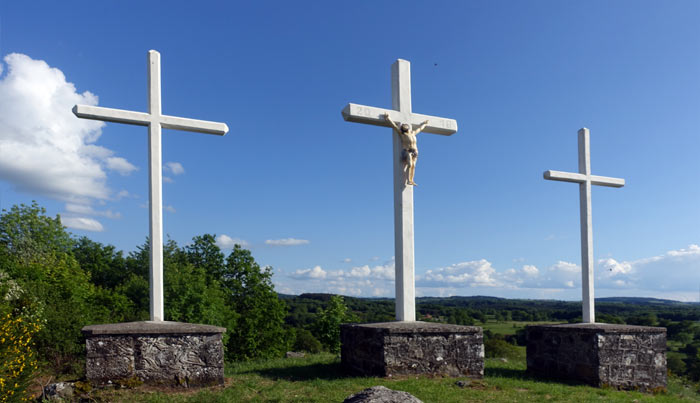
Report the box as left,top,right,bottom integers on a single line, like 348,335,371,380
0,1,698,301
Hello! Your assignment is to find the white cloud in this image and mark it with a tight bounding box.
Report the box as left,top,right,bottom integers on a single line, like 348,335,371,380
215,234,249,249
163,162,184,175
343,258,352,263
0,53,134,204
164,205,176,213
64,203,120,219
106,157,137,175
265,238,310,246
595,244,700,291
522,265,539,276
293,265,327,279
163,176,174,184
598,258,633,276
668,244,700,257
419,259,500,288
550,261,579,273
61,216,104,232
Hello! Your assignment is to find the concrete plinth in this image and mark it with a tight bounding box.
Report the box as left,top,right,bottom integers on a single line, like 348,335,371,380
340,321,484,378
526,323,667,391
82,321,226,387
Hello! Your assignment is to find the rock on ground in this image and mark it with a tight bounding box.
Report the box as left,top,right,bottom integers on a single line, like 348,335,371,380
43,382,75,401
343,385,423,403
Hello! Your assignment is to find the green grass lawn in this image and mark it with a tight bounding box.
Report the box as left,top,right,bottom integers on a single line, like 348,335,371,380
85,351,700,402
480,320,563,336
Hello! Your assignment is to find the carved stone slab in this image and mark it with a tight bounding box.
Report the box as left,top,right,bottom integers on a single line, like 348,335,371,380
340,321,484,378
83,321,226,387
526,323,667,391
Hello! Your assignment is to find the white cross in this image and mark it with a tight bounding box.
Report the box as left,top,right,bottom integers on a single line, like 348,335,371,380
342,59,458,321
544,128,624,323
72,50,228,322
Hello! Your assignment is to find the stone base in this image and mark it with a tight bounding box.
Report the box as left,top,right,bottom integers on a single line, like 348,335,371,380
340,321,484,378
82,321,226,387
526,323,667,391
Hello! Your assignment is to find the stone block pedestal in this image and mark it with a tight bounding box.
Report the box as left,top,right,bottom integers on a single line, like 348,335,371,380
340,321,484,378
82,321,226,387
526,323,667,391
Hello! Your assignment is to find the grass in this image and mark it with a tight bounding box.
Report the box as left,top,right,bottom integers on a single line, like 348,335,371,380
80,351,700,402
480,320,563,336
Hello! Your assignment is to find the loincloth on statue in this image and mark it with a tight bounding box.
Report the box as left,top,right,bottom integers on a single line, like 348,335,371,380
402,148,418,161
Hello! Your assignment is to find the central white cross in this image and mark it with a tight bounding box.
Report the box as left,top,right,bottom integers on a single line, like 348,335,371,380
342,59,458,321
72,50,228,322
544,128,624,323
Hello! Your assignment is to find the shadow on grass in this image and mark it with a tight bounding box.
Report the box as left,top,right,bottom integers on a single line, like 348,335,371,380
238,361,360,381
486,366,590,388
485,366,532,380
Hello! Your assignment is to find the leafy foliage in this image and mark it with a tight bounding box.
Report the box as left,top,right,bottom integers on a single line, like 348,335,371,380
312,295,357,353
223,245,289,361
0,313,41,402
291,328,322,354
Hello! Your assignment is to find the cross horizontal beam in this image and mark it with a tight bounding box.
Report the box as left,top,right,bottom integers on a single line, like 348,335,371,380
341,103,457,136
544,170,625,187
73,105,228,135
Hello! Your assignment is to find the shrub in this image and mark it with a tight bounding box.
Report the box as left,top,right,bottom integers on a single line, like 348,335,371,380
292,328,322,353
312,295,357,354
484,338,520,359
0,313,41,402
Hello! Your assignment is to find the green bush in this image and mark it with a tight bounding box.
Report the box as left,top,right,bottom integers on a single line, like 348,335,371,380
312,295,357,354
292,328,322,353
484,338,520,359
0,313,41,402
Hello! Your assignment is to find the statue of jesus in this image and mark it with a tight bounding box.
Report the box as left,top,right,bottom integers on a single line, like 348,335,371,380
384,113,429,186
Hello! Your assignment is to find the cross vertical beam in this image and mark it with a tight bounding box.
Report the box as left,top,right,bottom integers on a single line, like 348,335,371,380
544,128,624,323
73,50,228,322
392,60,415,322
341,59,458,322
577,129,594,324
148,51,164,322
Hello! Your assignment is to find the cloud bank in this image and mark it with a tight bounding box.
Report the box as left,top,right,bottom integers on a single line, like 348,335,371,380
279,245,700,301
0,53,135,231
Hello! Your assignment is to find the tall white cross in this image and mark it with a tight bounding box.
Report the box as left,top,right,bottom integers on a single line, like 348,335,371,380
544,128,624,323
341,59,458,321
72,50,228,322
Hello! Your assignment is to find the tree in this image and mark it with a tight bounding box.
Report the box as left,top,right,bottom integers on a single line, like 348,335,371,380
313,295,357,353
222,245,289,361
164,239,237,335
72,237,128,290
186,234,225,280
0,203,95,373
0,202,72,266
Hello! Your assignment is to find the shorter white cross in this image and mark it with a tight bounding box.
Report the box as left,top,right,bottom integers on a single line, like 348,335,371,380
544,127,624,323
73,50,228,322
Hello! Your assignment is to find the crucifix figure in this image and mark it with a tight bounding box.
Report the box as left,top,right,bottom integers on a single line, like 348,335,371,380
383,113,429,186
73,50,228,322
341,59,458,321
544,128,624,323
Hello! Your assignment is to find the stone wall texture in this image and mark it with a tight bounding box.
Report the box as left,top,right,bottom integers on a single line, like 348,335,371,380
83,321,225,387
341,321,484,378
526,323,667,391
